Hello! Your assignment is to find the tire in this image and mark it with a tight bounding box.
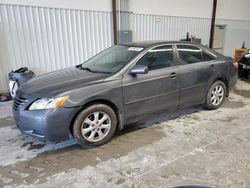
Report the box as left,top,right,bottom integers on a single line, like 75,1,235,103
73,104,117,146
205,81,226,110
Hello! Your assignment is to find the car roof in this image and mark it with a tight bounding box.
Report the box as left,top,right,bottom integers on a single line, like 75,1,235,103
122,40,224,59
123,41,203,48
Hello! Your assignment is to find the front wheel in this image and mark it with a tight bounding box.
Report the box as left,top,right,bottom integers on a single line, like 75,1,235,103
205,81,226,110
73,104,117,146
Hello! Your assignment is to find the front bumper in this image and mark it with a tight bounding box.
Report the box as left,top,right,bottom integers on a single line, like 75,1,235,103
13,106,80,142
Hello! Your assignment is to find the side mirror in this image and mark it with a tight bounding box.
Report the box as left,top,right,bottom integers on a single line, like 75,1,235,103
129,65,148,75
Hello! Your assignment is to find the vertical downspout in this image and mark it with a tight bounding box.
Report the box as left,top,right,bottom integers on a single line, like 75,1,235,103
112,0,118,45
209,0,217,48
118,0,121,32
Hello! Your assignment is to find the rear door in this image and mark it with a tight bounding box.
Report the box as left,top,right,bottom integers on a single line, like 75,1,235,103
122,45,180,121
176,44,216,107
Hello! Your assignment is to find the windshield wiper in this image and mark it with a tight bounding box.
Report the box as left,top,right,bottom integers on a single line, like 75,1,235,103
76,65,112,74
76,65,94,72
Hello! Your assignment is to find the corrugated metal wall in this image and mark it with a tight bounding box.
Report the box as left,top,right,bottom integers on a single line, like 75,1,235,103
131,13,211,45
0,4,113,92
0,4,212,93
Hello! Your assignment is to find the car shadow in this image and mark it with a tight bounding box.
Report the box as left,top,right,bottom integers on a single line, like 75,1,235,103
60,104,204,151
115,104,204,138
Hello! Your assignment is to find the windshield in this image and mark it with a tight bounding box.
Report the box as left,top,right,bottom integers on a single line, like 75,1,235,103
81,45,143,74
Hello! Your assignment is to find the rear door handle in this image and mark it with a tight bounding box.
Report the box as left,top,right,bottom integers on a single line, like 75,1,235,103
210,64,215,70
170,72,178,79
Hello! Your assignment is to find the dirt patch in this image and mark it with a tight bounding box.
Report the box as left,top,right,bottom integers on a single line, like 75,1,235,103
234,88,250,98
0,124,165,186
0,116,15,127
221,116,238,123
21,142,45,150
222,99,245,109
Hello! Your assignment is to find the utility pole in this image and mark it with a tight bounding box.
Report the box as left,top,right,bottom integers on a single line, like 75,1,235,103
112,0,118,45
209,0,217,48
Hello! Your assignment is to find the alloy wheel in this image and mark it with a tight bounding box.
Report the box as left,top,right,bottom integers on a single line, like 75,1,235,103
81,111,111,142
210,84,224,106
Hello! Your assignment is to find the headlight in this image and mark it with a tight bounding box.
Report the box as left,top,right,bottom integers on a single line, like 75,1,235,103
29,96,69,110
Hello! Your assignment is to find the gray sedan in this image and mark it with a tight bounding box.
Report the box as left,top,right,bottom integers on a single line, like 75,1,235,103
13,41,238,146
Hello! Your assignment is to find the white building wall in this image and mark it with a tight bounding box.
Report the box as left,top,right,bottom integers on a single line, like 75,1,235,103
216,0,250,56
0,4,113,92
129,0,250,56
0,0,250,92
216,19,250,56
217,0,250,21
131,13,211,46
1,0,215,18
0,0,112,12
2,0,250,22
129,0,213,18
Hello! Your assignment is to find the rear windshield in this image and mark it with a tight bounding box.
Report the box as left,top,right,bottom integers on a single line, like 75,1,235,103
81,45,143,74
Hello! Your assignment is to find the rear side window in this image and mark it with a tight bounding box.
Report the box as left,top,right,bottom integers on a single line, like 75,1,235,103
136,45,174,70
177,45,203,64
202,51,215,61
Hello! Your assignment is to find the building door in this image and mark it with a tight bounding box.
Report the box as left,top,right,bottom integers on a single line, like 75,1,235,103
213,25,226,54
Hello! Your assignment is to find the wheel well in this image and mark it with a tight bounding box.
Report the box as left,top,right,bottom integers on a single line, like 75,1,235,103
69,99,122,136
217,77,229,96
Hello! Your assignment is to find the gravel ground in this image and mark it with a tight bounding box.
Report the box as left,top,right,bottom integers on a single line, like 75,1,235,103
0,79,250,188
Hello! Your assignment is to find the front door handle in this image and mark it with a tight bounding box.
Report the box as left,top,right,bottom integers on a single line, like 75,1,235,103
170,72,178,79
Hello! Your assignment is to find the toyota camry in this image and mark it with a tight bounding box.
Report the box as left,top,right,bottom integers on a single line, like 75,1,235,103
13,41,238,146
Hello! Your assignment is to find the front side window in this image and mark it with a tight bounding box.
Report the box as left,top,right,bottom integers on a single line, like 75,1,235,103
177,45,203,64
81,45,143,74
136,45,174,70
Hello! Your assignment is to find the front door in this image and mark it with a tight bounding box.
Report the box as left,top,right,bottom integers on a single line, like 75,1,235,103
122,45,180,121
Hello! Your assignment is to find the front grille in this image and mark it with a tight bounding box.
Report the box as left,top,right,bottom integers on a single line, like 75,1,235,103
13,95,28,110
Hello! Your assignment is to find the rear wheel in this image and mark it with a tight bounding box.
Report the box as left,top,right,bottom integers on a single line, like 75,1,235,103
205,81,226,110
73,104,117,146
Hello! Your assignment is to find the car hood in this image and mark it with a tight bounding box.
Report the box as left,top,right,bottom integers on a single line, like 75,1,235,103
19,66,110,97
